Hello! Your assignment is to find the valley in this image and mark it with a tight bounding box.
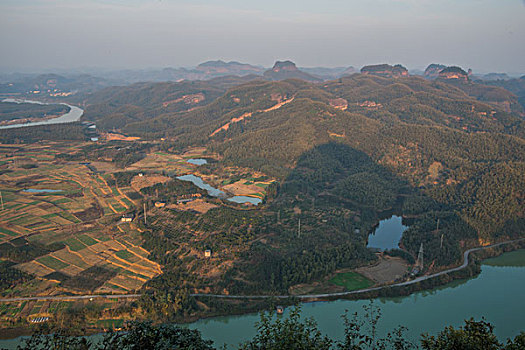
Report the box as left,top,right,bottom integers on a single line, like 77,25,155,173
0,64,524,339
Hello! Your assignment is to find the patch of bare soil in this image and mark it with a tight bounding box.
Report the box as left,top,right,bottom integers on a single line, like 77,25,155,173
131,174,171,191
222,181,261,196
356,256,409,284
166,199,218,214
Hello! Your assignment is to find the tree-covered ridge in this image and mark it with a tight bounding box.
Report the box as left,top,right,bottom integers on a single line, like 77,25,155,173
78,73,524,255
0,101,70,123
481,76,525,111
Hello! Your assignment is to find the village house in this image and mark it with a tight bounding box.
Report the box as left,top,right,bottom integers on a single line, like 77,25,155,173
154,201,166,208
120,213,134,222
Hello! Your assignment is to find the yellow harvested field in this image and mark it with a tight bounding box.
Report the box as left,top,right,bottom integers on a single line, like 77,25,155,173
126,152,186,172
17,261,54,277
105,275,144,291
105,256,158,278
51,250,89,269
59,264,84,276
103,133,141,142
167,199,218,214
222,181,263,196
73,250,104,266
131,174,171,191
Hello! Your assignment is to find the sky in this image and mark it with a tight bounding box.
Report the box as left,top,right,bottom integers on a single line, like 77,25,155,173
1,0,524,74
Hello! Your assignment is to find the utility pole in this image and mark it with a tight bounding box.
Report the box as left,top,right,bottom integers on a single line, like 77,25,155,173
144,202,147,224
440,234,444,249
277,210,280,223
0,191,3,210
436,218,440,232
298,218,301,238
417,243,424,269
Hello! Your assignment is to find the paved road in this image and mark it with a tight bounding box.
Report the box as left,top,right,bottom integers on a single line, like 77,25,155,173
1,238,523,303
0,294,141,303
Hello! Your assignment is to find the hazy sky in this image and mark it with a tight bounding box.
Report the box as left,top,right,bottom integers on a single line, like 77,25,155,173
1,0,524,73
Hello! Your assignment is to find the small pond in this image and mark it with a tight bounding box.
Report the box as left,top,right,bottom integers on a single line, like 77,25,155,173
176,174,225,198
176,174,263,206
186,159,208,166
367,215,408,251
227,196,263,205
22,189,62,193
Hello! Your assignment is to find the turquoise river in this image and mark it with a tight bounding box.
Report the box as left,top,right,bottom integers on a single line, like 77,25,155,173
1,250,524,348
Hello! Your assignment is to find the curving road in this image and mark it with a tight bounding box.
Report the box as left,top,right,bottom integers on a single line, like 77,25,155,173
1,238,523,303
190,238,525,300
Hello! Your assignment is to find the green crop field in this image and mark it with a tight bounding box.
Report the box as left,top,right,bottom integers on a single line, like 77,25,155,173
37,256,69,270
329,272,374,291
115,250,136,262
0,227,18,236
63,237,88,252
77,234,98,246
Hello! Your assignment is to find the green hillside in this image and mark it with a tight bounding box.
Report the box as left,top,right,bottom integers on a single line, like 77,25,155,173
77,74,525,294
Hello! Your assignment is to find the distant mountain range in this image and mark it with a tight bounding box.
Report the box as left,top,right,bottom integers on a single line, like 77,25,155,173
1,61,524,113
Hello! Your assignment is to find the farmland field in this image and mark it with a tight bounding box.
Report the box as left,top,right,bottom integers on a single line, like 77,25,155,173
0,141,275,329
0,142,163,306
329,271,375,291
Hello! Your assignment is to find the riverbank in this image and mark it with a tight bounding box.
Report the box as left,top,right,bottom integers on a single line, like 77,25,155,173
1,237,523,342
2,245,524,348
0,99,83,129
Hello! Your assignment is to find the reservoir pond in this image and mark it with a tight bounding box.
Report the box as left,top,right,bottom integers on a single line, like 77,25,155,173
177,174,262,205
367,215,407,251
176,174,225,198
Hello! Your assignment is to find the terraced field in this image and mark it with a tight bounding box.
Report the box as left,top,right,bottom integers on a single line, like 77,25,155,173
0,143,162,301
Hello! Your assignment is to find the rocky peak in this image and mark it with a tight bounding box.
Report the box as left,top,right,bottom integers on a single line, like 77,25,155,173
360,64,408,78
263,60,322,82
438,66,469,82
424,64,447,79
271,60,299,72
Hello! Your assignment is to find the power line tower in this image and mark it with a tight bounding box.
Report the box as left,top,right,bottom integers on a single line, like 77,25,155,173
416,243,424,269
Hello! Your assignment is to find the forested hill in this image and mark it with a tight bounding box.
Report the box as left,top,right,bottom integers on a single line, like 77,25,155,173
112,73,524,143
480,76,525,111
82,73,523,260
79,76,262,130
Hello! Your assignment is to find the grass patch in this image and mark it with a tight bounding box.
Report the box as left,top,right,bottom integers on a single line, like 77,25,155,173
37,255,69,270
329,271,374,291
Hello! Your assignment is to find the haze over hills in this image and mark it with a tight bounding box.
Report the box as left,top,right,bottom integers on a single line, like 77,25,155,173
1,59,524,101
2,0,525,345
